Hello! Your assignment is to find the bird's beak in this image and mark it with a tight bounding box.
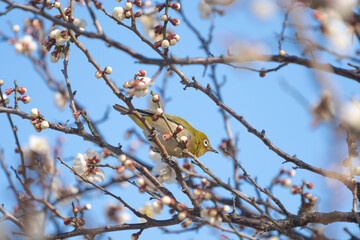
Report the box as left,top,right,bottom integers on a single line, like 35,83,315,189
209,147,218,154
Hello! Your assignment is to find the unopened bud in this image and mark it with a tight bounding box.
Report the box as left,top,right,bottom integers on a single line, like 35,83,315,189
118,154,127,162
177,211,187,221
163,133,172,141
124,160,135,170
104,66,112,74
223,205,231,213
138,69,146,77
204,191,212,200
156,108,164,116
161,39,169,49
30,108,39,118
54,1,61,8
171,2,181,10
12,25,20,32
173,34,180,42
279,49,286,56
84,203,91,210
137,177,146,186
5,88,14,95
117,166,126,174
180,136,188,148
17,87,27,95
20,96,31,104
193,188,202,197
40,120,49,129
0,80,3,86
152,94,160,102
161,14,168,21
125,2,132,10
161,195,172,205
95,71,103,79
287,169,296,177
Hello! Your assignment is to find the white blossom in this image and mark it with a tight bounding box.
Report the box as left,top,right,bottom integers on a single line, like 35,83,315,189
13,35,37,55
341,100,360,131
113,7,125,22
54,91,67,110
198,0,212,19
73,149,105,183
151,153,176,184
23,136,54,173
126,77,153,98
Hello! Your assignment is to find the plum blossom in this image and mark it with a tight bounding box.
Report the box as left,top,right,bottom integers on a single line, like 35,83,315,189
124,77,154,98
200,207,222,225
198,0,212,19
49,29,70,46
105,202,131,224
73,149,105,183
311,90,336,124
54,91,67,110
341,100,360,131
138,201,163,222
14,35,37,55
113,7,125,22
150,151,176,184
23,136,54,173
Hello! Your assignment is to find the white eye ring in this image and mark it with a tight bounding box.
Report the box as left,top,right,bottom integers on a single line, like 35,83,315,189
203,139,208,147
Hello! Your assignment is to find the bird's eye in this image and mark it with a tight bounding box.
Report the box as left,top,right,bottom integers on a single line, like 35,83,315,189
203,139,208,147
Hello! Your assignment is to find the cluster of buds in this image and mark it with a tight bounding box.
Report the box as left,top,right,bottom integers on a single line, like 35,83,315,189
123,70,153,98
193,188,213,202
5,86,31,104
161,196,189,222
112,1,142,22
95,66,113,79
200,205,230,226
30,108,50,132
275,168,296,188
73,203,92,214
155,2,181,12
42,29,71,63
162,125,184,141
63,217,85,227
154,33,180,49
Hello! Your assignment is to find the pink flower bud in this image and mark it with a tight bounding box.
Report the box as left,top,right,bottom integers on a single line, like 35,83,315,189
171,2,181,10
151,114,159,121
134,11,142,18
124,160,135,171
173,34,180,42
17,87,27,95
287,169,296,177
63,217,72,225
5,88,14,95
170,38,177,46
180,136,188,148
138,69,146,77
305,182,314,189
73,111,81,118
181,218,192,228
152,93,160,102
155,4,164,12
117,166,126,174
201,178,208,187
131,233,139,240
174,125,184,134
134,0,141,7
20,96,31,104
169,18,180,26
163,133,172,141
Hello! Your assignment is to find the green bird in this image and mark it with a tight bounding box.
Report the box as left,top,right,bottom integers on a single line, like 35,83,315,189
113,105,218,158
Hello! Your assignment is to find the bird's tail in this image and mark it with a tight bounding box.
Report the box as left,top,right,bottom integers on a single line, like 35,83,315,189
113,104,130,115
113,104,146,129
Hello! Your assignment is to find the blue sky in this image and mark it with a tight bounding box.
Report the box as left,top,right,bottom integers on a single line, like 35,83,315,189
1,0,360,239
